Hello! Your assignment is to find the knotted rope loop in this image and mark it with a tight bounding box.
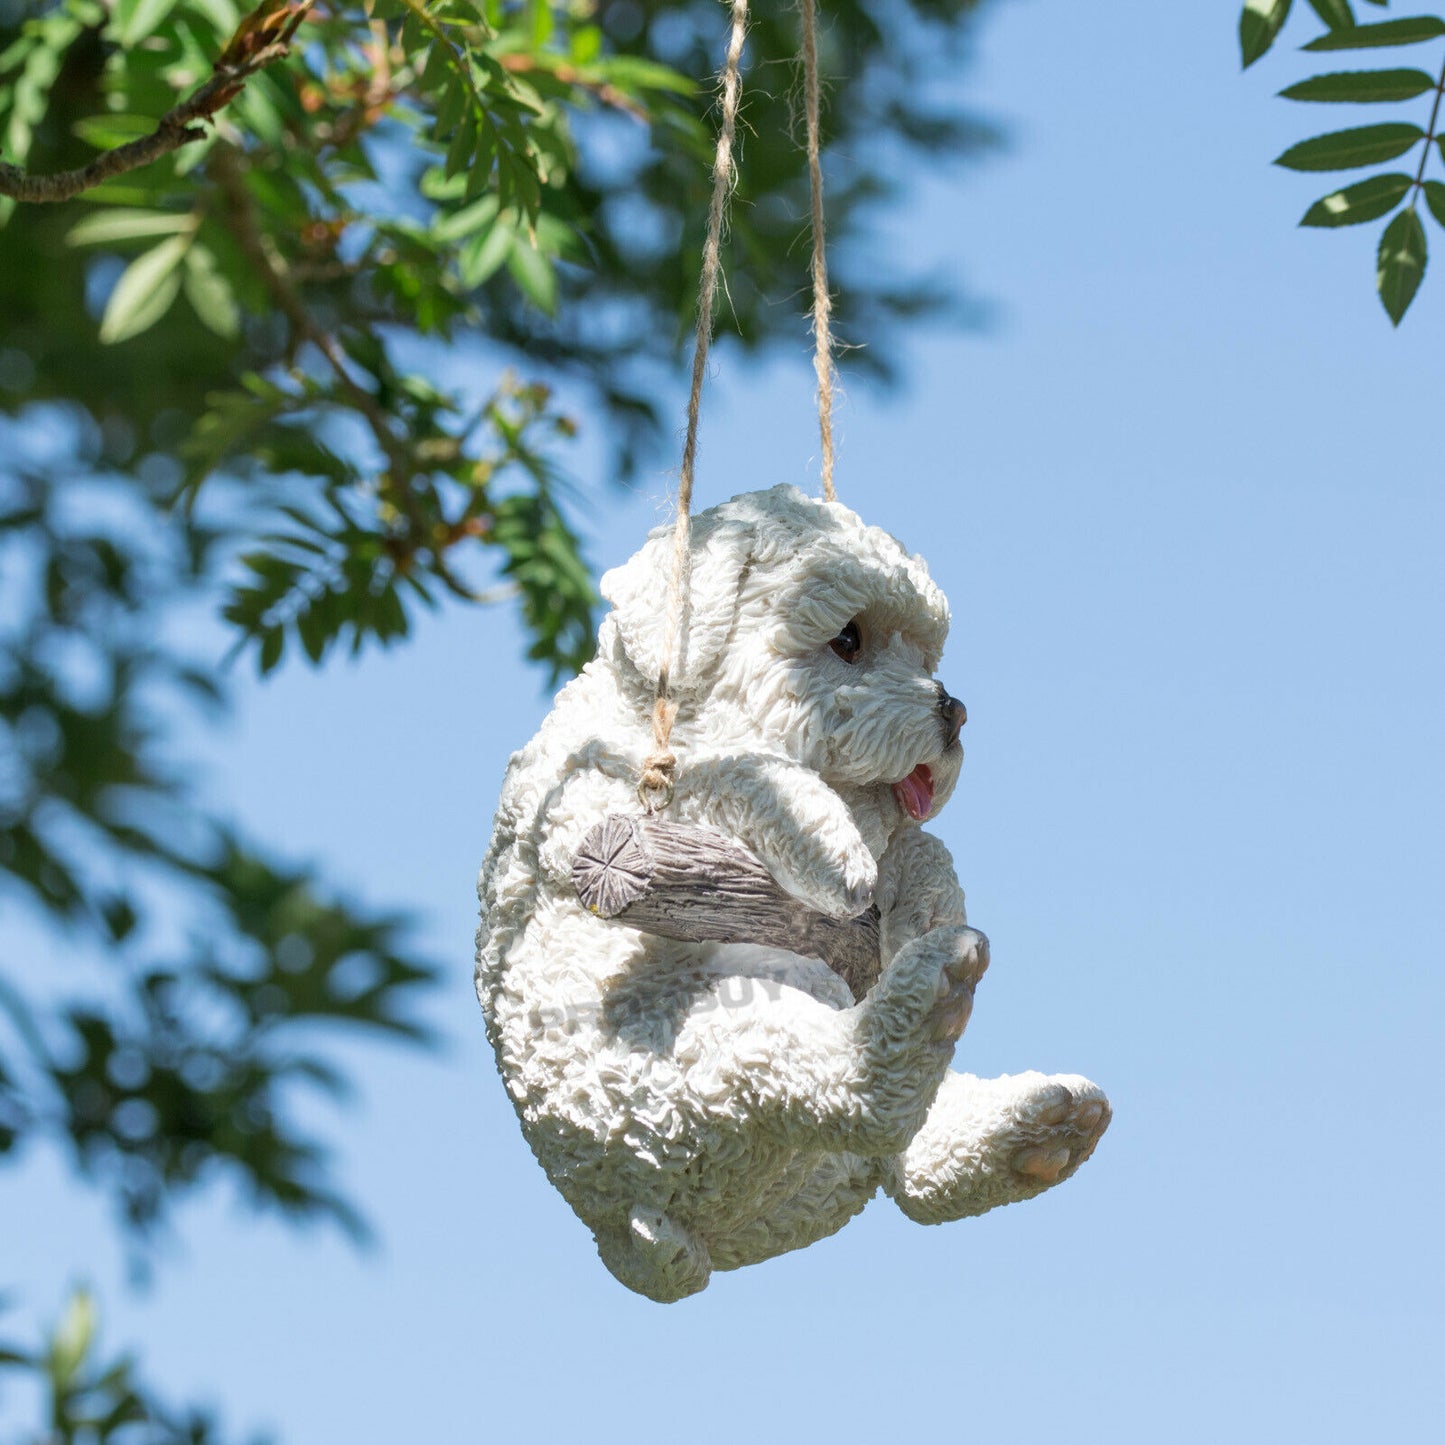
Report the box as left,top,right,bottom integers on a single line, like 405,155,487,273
639,0,749,811
637,696,679,812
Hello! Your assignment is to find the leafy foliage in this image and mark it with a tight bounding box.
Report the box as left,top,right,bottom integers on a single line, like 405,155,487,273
0,1290,262,1444
1239,0,1445,323
0,460,435,1241
213,374,594,682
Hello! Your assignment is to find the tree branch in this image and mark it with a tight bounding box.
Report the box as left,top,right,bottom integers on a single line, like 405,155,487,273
0,2,316,204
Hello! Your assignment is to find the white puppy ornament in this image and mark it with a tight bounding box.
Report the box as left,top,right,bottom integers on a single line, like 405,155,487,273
476,1,1107,1302
475,485,1111,1301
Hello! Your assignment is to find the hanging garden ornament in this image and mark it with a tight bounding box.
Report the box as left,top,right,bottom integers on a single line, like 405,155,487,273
473,2,1109,1303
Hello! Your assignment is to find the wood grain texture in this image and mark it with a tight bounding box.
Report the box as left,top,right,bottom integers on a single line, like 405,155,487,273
572,814,880,1001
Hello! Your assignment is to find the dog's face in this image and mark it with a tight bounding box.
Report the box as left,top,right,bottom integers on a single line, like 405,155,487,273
600,486,965,842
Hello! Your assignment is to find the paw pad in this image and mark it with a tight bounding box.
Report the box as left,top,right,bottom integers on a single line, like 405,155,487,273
1014,1145,1072,1183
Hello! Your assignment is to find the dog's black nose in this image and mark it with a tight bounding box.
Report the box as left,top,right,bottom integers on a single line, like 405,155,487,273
939,688,967,747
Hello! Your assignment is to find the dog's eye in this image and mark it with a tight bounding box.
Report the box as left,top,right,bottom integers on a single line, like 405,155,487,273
829,619,863,664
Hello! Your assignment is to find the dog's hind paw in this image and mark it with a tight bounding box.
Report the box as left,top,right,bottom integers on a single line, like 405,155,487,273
595,1206,712,1303
887,1070,1111,1224
1008,1080,1111,1187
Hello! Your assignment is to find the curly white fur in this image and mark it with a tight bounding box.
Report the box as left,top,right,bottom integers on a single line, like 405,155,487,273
476,485,1109,1301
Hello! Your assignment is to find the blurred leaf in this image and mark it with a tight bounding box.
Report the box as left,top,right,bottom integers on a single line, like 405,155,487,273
66,208,193,246
6,1287,250,1442
444,108,480,180
72,113,164,148
1300,171,1412,225
506,239,558,314
1241,0,1294,68
597,54,698,96
1304,15,1445,48
98,234,192,343
431,193,500,244
1377,205,1427,323
1274,122,1423,169
48,1289,95,1388
1280,67,1437,101
114,0,182,48
182,244,241,338
459,217,515,287
258,623,284,672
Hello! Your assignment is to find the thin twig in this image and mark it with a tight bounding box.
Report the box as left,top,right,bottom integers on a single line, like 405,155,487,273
208,143,409,483
0,1,317,203
1409,48,1445,202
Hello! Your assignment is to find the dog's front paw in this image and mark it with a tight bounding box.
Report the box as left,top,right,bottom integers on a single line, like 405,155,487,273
747,785,877,919
787,830,878,919
743,821,876,919
876,829,967,962
843,925,989,1154
682,755,878,919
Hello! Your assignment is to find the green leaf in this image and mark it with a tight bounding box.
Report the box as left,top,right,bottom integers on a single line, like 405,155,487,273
571,23,602,64
258,626,284,673
1274,122,1423,170
465,125,497,200
434,76,468,139
114,0,180,48
506,242,558,314
1377,206,1427,324
66,209,192,246
419,41,452,92
432,193,501,244
71,113,160,149
596,55,696,96
182,245,241,338
1305,0,1355,26
1241,0,1293,68
1301,172,1413,225
296,602,330,663
1423,180,1445,229
459,220,514,287
1304,15,1445,48
445,109,479,179
98,234,190,343
48,1291,95,1388
1280,68,1437,102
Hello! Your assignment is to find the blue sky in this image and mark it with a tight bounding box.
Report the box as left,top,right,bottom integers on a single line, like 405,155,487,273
5,2,1445,1441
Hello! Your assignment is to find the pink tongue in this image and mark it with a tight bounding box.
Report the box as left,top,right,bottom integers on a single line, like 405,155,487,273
892,763,934,821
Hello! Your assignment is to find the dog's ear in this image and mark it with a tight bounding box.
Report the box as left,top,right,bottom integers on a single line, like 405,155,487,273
599,513,753,693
